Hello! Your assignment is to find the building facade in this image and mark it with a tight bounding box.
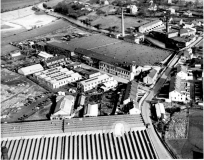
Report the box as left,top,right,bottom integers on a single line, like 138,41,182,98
77,74,113,92
43,55,68,68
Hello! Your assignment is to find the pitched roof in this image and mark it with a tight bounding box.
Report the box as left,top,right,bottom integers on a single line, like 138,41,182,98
179,28,195,35
169,76,187,93
148,69,157,78
177,65,188,74
124,80,138,107
45,55,66,64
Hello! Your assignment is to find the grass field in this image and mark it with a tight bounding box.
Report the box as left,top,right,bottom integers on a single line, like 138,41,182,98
1,0,42,12
1,19,70,55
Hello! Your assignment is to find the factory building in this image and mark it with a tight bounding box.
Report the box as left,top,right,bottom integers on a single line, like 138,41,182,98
51,95,75,120
1,114,157,159
73,68,101,79
18,64,44,76
43,55,68,68
77,74,113,92
34,66,82,89
138,20,164,33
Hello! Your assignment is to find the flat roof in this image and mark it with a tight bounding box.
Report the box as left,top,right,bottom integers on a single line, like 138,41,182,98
47,34,171,66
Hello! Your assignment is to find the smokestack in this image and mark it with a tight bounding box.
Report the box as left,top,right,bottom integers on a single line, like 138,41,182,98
121,8,125,37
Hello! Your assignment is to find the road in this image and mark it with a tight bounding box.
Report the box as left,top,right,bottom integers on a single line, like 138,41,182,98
141,54,179,159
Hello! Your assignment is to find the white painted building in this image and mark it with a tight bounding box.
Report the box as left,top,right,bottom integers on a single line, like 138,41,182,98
99,79,118,92
127,5,138,14
84,104,99,117
155,103,166,119
51,95,75,120
38,51,53,59
34,66,82,89
18,64,44,76
77,74,113,92
143,68,158,85
138,20,164,33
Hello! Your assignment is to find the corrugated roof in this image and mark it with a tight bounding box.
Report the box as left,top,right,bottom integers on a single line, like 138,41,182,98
1,129,157,160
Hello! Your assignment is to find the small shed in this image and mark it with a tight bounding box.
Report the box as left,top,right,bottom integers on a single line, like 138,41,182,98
84,104,99,117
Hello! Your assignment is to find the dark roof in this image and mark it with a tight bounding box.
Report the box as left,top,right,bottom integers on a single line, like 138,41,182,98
45,55,66,64
124,80,138,106
47,34,171,66
73,68,99,76
171,35,195,43
169,76,187,93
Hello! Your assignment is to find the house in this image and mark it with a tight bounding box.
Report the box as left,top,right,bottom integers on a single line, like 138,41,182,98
176,64,193,80
126,5,138,14
43,55,68,68
18,64,44,76
101,0,109,5
77,74,113,92
169,76,190,102
179,28,196,37
143,68,158,85
84,104,99,117
50,95,75,120
155,103,166,120
183,10,192,17
10,52,22,59
38,51,53,59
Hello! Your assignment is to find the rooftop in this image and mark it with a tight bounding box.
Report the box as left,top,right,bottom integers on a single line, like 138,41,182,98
169,76,187,93
124,80,138,106
47,34,171,66
147,69,157,78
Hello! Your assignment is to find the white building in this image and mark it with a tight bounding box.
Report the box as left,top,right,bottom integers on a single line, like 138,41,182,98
84,104,99,117
18,64,44,76
101,0,109,5
127,5,138,14
169,76,191,102
176,65,193,80
77,74,113,92
34,66,82,89
138,20,164,33
38,51,53,59
98,79,118,92
10,52,21,58
51,95,75,120
155,103,166,120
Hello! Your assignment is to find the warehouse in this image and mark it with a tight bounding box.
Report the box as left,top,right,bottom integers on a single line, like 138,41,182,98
1,114,157,159
51,95,75,120
138,20,164,33
18,64,44,76
34,66,82,89
77,74,114,92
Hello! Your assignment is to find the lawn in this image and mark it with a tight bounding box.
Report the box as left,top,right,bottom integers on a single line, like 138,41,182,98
1,0,42,12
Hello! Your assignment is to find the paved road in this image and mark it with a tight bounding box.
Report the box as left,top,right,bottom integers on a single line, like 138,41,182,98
141,55,179,159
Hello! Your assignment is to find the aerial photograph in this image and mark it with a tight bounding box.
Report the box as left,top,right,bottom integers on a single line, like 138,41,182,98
1,0,203,159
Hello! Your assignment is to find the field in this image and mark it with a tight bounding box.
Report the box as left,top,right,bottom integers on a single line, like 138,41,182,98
1,24,13,29
1,19,70,55
1,69,46,120
167,109,203,159
1,0,42,12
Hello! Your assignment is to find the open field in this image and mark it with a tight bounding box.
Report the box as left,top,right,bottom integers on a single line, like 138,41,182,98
1,0,42,12
11,13,57,29
167,109,203,159
1,19,70,55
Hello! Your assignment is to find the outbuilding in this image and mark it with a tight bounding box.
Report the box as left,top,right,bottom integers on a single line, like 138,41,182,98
18,64,44,76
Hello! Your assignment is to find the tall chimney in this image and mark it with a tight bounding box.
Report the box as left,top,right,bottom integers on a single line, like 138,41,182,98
121,8,125,37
